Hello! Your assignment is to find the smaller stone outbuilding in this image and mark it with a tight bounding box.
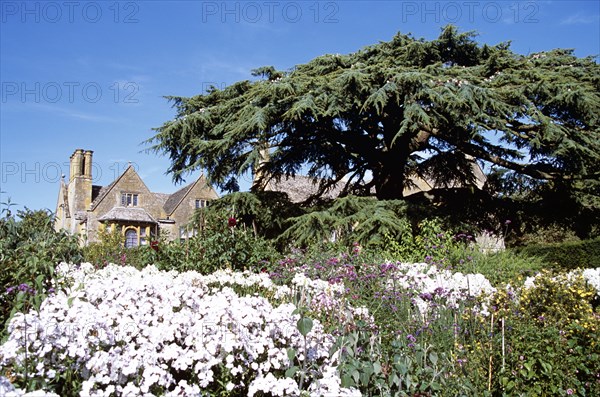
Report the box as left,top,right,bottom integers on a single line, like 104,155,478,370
54,149,219,246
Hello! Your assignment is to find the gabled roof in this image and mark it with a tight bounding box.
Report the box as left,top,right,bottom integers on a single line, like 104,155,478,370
88,164,215,216
163,183,195,215
263,159,487,202
162,175,214,216
56,177,70,218
153,193,171,208
265,175,344,203
90,165,153,210
90,178,120,210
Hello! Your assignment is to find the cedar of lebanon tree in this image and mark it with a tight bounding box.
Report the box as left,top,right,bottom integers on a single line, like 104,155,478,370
147,26,600,202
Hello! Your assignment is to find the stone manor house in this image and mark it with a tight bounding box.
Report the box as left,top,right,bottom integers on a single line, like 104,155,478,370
54,149,219,246
55,148,490,248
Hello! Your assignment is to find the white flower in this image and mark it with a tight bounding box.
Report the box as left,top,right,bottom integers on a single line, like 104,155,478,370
0,264,358,396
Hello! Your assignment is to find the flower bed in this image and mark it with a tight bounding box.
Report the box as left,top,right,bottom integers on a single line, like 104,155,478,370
2,263,599,396
1,264,360,396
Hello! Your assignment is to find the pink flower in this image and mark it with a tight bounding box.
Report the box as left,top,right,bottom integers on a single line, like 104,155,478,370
567,388,574,395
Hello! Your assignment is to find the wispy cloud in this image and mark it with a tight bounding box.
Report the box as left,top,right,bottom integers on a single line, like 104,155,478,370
560,13,600,25
26,103,125,123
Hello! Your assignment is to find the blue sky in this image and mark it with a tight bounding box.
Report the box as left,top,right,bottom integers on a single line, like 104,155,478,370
1,0,598,212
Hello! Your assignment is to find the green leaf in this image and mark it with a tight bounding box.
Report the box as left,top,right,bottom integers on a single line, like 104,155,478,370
429,351,438,366
285,366,298,378
297,317,313,337
373,361,382,375
287,348,296,362
506,380,515,391
341,374,354,388
351,369,360,383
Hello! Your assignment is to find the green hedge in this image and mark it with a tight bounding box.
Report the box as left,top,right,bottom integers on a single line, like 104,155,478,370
517,238,600,270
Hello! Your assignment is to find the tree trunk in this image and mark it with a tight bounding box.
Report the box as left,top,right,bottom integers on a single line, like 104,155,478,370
374,167,407,200
373,144,411,200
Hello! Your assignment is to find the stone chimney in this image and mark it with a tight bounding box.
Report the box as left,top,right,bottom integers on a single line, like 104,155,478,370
69,149,84,182
83,150,93,179
67,148,93,217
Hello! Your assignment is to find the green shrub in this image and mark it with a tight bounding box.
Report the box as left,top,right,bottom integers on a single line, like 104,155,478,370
82,227,129,267
382,217,479,268
511,223,581,246
153,226,279,274
454,249,545,287
0,207,82,337
517,238,600,270
484,271,600,396
166,206,280,273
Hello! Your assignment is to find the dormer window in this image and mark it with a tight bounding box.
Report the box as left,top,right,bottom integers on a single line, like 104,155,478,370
121,193,138,207
195,199,209,209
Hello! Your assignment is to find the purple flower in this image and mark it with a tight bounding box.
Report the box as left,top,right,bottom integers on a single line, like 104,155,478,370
434,287,447,297
407,334,417,343
566,388,574,395
419,292,433,301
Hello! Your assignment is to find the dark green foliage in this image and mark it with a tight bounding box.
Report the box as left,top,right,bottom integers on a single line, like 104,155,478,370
148,25,600,213
184,201,281,272
517,237,600,270
0,207,82,336
278,196,411,248
194,191,302,240
486,167,600,242
151,228,278,274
